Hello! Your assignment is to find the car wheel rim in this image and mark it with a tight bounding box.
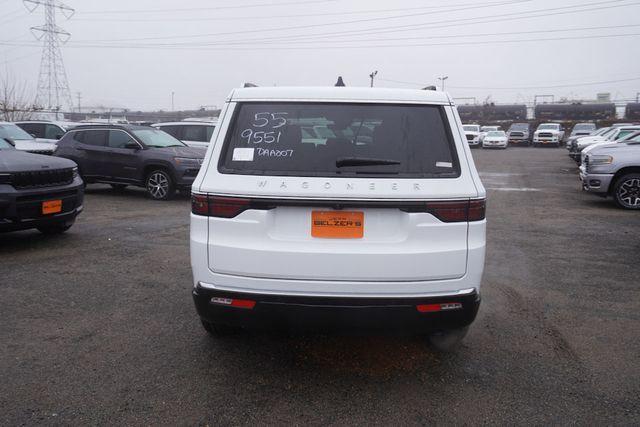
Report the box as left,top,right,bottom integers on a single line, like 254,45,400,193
148,172,168,199
618,178,640,207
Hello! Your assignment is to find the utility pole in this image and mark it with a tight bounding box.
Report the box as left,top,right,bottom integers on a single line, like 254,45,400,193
437,75,449,91
76,91,81,113
171,91,175,111
24,0,75,112
369,70,378,88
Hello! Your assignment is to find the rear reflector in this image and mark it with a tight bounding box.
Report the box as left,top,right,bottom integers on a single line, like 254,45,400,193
416,302,463,313
211,297,256,309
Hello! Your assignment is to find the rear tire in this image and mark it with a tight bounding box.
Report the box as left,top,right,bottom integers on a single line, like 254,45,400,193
427,326,469,352
613,173,640,210
145,169,174,201
37,220,74,235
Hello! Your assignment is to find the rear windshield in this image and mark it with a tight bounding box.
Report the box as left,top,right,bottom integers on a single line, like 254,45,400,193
219,102,460,178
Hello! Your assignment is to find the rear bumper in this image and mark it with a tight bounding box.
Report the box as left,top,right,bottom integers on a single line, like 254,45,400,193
192,283,480,333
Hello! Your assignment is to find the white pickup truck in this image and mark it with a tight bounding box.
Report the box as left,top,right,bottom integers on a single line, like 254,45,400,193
533,123,565,147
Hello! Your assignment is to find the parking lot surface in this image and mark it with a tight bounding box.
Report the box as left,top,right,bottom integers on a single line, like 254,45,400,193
1,147,639,425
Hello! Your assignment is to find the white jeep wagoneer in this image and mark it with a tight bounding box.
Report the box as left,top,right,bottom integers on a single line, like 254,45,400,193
190,86,486,349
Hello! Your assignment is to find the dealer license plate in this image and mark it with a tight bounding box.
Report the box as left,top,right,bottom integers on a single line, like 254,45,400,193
42,199,62,215
311,211,364,239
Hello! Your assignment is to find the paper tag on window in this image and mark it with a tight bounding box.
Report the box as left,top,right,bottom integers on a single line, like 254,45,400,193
232,148,254,161
436,161,453,168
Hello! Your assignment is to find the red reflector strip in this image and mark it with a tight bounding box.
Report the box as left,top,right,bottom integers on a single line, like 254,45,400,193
416,302,463,313
211,297,256,310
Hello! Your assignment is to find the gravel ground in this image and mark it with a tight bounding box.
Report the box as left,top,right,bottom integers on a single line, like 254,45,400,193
1,147,638,425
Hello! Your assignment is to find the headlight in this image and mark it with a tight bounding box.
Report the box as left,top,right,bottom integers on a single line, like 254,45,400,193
72,166,79,178
174,157,202,167
589,155,613,165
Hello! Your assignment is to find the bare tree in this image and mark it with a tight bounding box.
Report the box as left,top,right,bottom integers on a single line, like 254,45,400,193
0,72,38,121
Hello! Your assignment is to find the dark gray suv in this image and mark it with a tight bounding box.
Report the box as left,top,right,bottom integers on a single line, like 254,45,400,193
54,125,206,200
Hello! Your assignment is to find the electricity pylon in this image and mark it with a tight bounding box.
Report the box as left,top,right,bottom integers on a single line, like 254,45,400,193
24,0,75,111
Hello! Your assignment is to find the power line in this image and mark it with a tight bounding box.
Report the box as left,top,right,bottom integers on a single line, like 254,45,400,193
78,23,639,48
71,0,532,43
246,0,640,45
72,1,529,22
4,31,638,51
66,0,640,48
79,0,337,15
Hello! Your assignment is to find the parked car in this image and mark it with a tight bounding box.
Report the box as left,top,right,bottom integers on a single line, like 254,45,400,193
151,121,217,148
580,130,640,166
506,123,531,146
569,122,596,139
462,124,481,147
190,86,487,350
482,130,508,149
567,126,607,151
54,125,206,200
14,120,80,144
0,122,56,155
570,126,640,162
581,134,640,209
533,123,565,147
479,125,500,143
0,138,83,233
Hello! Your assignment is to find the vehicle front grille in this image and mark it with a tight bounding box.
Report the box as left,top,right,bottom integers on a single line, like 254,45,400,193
538,132,554,138
509,132,524,138
10,168,74,189
465,134,475,141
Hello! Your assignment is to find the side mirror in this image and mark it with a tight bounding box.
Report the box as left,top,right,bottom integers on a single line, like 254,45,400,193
124,141,140,149
54,134,63,140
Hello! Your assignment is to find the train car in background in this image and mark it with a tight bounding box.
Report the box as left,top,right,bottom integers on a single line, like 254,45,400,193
534,103,616,121
457,104,527,122
625,103,640,121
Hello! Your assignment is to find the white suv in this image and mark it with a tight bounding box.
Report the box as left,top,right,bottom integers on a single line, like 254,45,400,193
190,86,486,349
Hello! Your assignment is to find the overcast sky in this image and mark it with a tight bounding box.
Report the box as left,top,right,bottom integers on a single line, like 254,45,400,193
1,0,639,111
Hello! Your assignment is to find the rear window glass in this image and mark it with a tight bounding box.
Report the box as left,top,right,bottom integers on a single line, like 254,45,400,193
219,102,459,178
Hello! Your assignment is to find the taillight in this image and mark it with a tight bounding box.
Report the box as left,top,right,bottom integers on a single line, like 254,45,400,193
210,196,251,218
191,194,251,218
191,194,209,215
468,199,486,221
424,199,486,222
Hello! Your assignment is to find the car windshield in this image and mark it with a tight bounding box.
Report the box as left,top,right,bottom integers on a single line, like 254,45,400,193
538,124,559,130
219,102,460,178
481,126,498,132
132,129,185,148
574,124,595,131
487,131,505,137
614,129,640,141
463,125,479,132
0,139,15,149
510,124,528,130
0,123,33,140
